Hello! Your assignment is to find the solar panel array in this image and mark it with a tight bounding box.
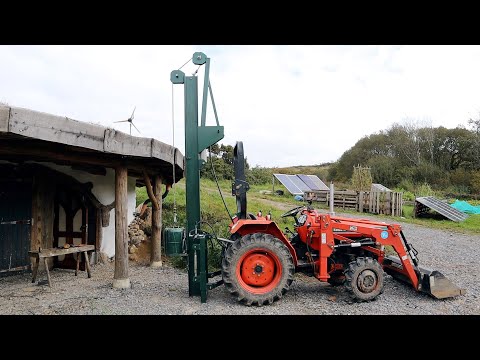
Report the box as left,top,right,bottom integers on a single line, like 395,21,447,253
273,174,329,195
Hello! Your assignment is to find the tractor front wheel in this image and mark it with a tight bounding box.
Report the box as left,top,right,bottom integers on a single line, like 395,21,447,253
222,233,295,306
345,257,384,302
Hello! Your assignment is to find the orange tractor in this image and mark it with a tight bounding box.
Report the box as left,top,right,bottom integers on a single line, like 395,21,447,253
220,142,464,306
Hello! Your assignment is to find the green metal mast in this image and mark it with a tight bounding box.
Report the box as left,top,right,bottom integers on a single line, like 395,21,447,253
170,52,224,302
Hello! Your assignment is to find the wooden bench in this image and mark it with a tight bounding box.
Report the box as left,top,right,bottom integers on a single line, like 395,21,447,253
28,245,95,287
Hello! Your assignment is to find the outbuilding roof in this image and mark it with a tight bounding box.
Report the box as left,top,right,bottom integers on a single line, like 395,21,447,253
0,105,184,185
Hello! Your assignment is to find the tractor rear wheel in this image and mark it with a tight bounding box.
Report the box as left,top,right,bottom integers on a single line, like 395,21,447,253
222,233,295,306
345,257,384,302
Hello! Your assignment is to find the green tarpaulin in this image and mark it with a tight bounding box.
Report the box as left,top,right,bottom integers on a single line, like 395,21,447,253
450,200,480,215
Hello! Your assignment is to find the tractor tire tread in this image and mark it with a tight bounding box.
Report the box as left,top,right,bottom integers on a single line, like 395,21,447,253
344,256,384,302
222,233,295,306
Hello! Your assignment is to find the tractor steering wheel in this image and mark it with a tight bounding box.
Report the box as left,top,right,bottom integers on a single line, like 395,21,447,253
280,206,304,218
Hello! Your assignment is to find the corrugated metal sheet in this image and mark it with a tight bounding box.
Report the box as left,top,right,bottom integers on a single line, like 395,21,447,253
415,196,469,222
371,183,392,192
0,182,32,271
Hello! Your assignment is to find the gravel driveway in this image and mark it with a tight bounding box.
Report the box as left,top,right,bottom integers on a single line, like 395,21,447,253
0,218,478,315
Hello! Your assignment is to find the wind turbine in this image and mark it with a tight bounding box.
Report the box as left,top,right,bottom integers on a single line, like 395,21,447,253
114,106,141,135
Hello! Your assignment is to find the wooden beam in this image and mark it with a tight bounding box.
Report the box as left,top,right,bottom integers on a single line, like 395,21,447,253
104,128,153,158
100,201,115,227
95,208,102,262
151,139,175,164
142,170,159,211
0,144,182,184
150,175,163,268
113,166,130,289
0,106,9,132
9,107,106,151
1,105,185,178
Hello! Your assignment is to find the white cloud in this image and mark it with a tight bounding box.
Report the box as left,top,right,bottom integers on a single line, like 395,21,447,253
1,45,479,167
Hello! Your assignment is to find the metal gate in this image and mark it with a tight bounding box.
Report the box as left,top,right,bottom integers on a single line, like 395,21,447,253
0,181,32,273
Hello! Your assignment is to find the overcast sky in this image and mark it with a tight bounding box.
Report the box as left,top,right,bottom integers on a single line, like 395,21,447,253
1,45,480,167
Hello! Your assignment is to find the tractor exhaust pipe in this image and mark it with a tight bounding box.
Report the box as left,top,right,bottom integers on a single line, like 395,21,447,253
383,256,465,299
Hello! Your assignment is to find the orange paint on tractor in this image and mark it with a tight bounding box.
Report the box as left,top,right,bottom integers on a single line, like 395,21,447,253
221,142,463,306
236,248,283,294
229,217,298,265
228,207,460,299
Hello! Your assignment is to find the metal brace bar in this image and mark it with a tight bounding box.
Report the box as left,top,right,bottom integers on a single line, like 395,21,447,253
208,82,220,126
200,58,210,127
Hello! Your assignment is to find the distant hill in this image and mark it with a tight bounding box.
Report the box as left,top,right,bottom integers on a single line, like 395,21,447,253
269,163,332,182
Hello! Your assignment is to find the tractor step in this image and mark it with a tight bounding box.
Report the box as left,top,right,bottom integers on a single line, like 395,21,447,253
383,255,465,299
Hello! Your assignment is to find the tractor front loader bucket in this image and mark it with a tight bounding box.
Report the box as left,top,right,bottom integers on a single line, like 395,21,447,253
383,256,465,299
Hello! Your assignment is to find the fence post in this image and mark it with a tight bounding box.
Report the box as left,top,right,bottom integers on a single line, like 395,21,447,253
392,192,396,216
400,192,403,216
329,182,335,216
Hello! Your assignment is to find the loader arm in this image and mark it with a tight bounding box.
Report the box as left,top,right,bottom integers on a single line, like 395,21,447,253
330,216,419,289
329,216,464,299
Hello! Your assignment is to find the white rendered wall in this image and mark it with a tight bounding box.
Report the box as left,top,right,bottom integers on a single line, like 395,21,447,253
27,162,136,258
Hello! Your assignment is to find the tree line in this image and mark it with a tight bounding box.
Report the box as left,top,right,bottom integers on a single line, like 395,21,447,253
201,116,480,196
328,118,480,195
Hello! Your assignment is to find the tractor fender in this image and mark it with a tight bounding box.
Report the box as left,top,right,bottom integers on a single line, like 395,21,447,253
229,219,298,266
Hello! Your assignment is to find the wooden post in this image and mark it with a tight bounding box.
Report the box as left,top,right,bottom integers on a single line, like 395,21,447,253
359,192,364,213
400,192,403,217
370,191,374,213
44,258,51,287
95,208,103,263
392,192,396,217
151,175,163,268
113,166,130,289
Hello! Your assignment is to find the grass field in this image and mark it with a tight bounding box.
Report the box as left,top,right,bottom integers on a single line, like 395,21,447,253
137,177,479,269
137,178,480,235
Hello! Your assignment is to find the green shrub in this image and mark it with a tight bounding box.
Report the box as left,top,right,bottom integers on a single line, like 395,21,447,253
247,166,273,185
415,182,436,197
396,190,415,202
397,179,415,193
